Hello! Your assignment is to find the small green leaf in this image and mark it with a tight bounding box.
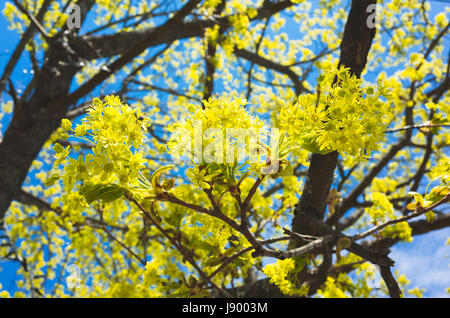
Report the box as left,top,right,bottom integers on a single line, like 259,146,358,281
223,246,238,257
293,254,308,273
59,132,70,140
44,174,60,187
269,159,293,178
53,143,64,154
278,159,293,177
191,240,216,253
425,185,449,203
424,211,435,223
408,191,424,208
161,178,175,191
137,170,153,190
150,165,174,193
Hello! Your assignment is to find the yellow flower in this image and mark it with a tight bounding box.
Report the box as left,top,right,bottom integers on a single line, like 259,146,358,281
186,166,211,189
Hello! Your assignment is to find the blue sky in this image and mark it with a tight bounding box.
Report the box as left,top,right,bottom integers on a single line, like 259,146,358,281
0,0,449,297
391,228,449,297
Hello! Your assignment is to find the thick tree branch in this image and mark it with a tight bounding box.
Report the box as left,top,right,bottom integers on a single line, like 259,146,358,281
0,0,96,223
70,0,298,61
202,0,226,103
234,48,307,95
294,0,378,229
55,0,202,112
287,0,402,298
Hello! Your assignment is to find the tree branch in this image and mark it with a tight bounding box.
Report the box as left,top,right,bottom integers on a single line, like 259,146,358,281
0,0,51,98
352,194,450,241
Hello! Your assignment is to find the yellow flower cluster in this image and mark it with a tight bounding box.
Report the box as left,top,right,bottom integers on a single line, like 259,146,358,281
317,276,349,298
381,222,413,242
366,192,395,222
280,66,390,165
51,96,150,218
167,97,270,172
262,258,309,296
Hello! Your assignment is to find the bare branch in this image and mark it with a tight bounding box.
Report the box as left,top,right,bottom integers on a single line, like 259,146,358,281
352,194,450,241
11,0,50,41
385,123,450,133
0,0,51,97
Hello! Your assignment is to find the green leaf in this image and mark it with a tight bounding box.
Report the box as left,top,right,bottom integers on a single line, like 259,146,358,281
52,143,64,154
424,211,435,223
44,174,60,187
293,254,308,273
165,210,184,229
140,198,162,222
408,191,424,208
80,183,125,204
269,159,293,179
59,132,70,140
161,178,175,191
425,185,449,203
299,135,332,155
150,165,174,193
191,240,216,253
278,159,293,177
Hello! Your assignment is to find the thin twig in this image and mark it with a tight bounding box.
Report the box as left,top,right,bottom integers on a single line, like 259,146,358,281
283,228,319,242
385,123,450,133
12,0,50,41
352,193,450,241
102,226,146,265
240,176,264,229
125,192,232,297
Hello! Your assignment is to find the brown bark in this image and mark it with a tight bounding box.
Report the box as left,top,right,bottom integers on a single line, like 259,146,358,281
289,0,403,298
0,0,96,224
